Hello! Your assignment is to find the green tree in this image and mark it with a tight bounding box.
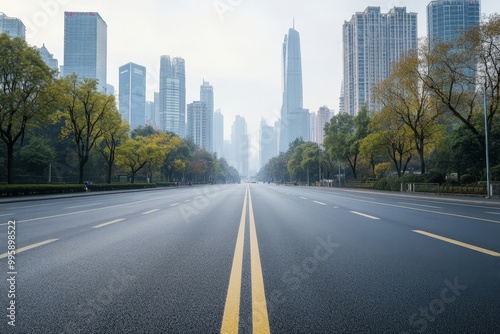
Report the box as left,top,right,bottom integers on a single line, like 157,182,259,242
19,136,56,177
115,137,149,183
0,34,58,183
57,75,118,184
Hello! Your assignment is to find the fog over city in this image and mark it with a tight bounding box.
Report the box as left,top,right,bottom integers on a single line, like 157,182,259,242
2,0,497,173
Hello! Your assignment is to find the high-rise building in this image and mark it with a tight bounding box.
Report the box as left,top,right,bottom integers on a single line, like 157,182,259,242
259,118,277,168
213,109,224,158
159,55,186,136
187,101,209,150
343,7,417,115
39,44,59,72
232,115,249,178
200,80,214,152
279,24,309,152
63,12,107,91
119,62,146,131
427,0,480,46
311,106,333,146
0,12,25,39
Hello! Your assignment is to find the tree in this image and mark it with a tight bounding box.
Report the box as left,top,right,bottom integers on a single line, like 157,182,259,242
95,112,129,183
323,107,370,179
115,137,149,183
0,34,58,183
58,75,117,184
373,51,444,174
19,136,56,177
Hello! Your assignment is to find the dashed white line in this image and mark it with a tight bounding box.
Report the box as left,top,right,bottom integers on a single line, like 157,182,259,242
300,197,308,200
169,203,180,207
92,218,126,229
0,239,59,260
142,209,160,215
350,211,380,220
399,202,442,209
65,203,102,209
313,201,327,206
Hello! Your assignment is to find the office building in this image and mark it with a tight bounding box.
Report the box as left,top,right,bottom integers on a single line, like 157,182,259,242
260,118,277,168
214,109,224,158
39,44,59,72
232,115,249,178
279,24,309,152
427,0,480,46
119,62,146,131
63,12,107,91
187,101,209,150
0,12,25,39
343,7,417,115
200,80,214,152
159,55,186,136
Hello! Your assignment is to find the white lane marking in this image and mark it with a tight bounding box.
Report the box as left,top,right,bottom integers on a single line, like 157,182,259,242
413,230,500,257
184,199,191,203
0,239,59,260
65,203,102,209
350,211,380,220
300,197,308,200
313,201,327,206
92,218,126,229
169,203,180,207
0,213,14,217
142,209,160,215
399,202,442,209
485,212,500,215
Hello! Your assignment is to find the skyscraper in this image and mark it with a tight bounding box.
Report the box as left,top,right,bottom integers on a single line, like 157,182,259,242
232,115,249,178
63,12,107,91
279,24,309,152
39,44,59,72
200,80,214,152
260,118,277,168
187,101,208,150
213,109,224,158
427,0,480,45
343,7,417,115
119,62,146,131
159,55,186,136
0,12,25,39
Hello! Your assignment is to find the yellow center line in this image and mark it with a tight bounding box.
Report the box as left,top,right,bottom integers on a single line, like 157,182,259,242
413,230,500,257
248,189,271,334
221,187,248,333
0,239,59,260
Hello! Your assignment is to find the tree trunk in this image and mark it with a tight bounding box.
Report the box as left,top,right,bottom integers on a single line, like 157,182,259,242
7,142,14,184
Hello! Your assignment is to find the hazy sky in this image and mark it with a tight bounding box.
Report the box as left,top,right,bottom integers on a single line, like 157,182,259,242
3,0,497,148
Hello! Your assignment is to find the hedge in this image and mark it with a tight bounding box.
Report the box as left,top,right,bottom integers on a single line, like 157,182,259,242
0,183,156,197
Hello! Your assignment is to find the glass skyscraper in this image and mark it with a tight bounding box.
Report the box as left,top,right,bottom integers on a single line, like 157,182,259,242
200,80,214,152
343,7,417,115
159,56,186,137
63,12,107,91
186,101,208,150
0,12,25,39
119,62,146,131
427,0,480,45
280,25,309,152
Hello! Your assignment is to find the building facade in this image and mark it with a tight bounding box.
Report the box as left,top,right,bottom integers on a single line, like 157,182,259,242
0,12,25,39
119,62,146,131
232,115,249,178
279,25,309,152
200,80,214,152
39,44,59,72
213,109,224,158
259,118,277,168
427,0,480,45
187,101,209,150
159,56,186,137
343,7,417,115
63,12,107,91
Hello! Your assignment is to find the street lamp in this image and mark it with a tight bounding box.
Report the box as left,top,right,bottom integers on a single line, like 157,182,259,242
484,81,491,198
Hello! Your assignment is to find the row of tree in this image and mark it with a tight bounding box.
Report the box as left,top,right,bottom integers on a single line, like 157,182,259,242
258,14,500,184
0,34,240,185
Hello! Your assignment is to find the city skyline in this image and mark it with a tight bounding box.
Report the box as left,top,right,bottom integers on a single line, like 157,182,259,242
2,0,497,173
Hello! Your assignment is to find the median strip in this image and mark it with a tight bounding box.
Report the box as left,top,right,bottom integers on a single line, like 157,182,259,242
413,230,500,257
92,218,126,229
0,239,59,260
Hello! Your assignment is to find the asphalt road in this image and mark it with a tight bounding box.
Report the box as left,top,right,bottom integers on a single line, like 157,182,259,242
0,184,499,333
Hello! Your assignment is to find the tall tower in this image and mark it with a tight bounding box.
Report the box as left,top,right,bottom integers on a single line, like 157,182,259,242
279,23,308,152
187,101,208,149
200,80,214,152
260,118,277,168
63,12,107,91
0,12,25,39
119,62,146,131
159,56,186,136
232,115,249,178
213,109,224,158
427,0,480,46
343,7,417,115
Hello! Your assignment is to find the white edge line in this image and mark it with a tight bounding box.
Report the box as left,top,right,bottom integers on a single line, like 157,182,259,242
350,211,380,220
92,218,126,229
0,238,59,260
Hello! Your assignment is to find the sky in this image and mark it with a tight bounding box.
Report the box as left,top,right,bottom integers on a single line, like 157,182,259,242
2,0,497,171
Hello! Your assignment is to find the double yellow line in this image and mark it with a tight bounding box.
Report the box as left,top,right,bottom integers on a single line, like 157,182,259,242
221,186,270,334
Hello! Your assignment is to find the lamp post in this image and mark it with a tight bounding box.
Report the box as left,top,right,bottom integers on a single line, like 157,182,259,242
484,81,491,198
